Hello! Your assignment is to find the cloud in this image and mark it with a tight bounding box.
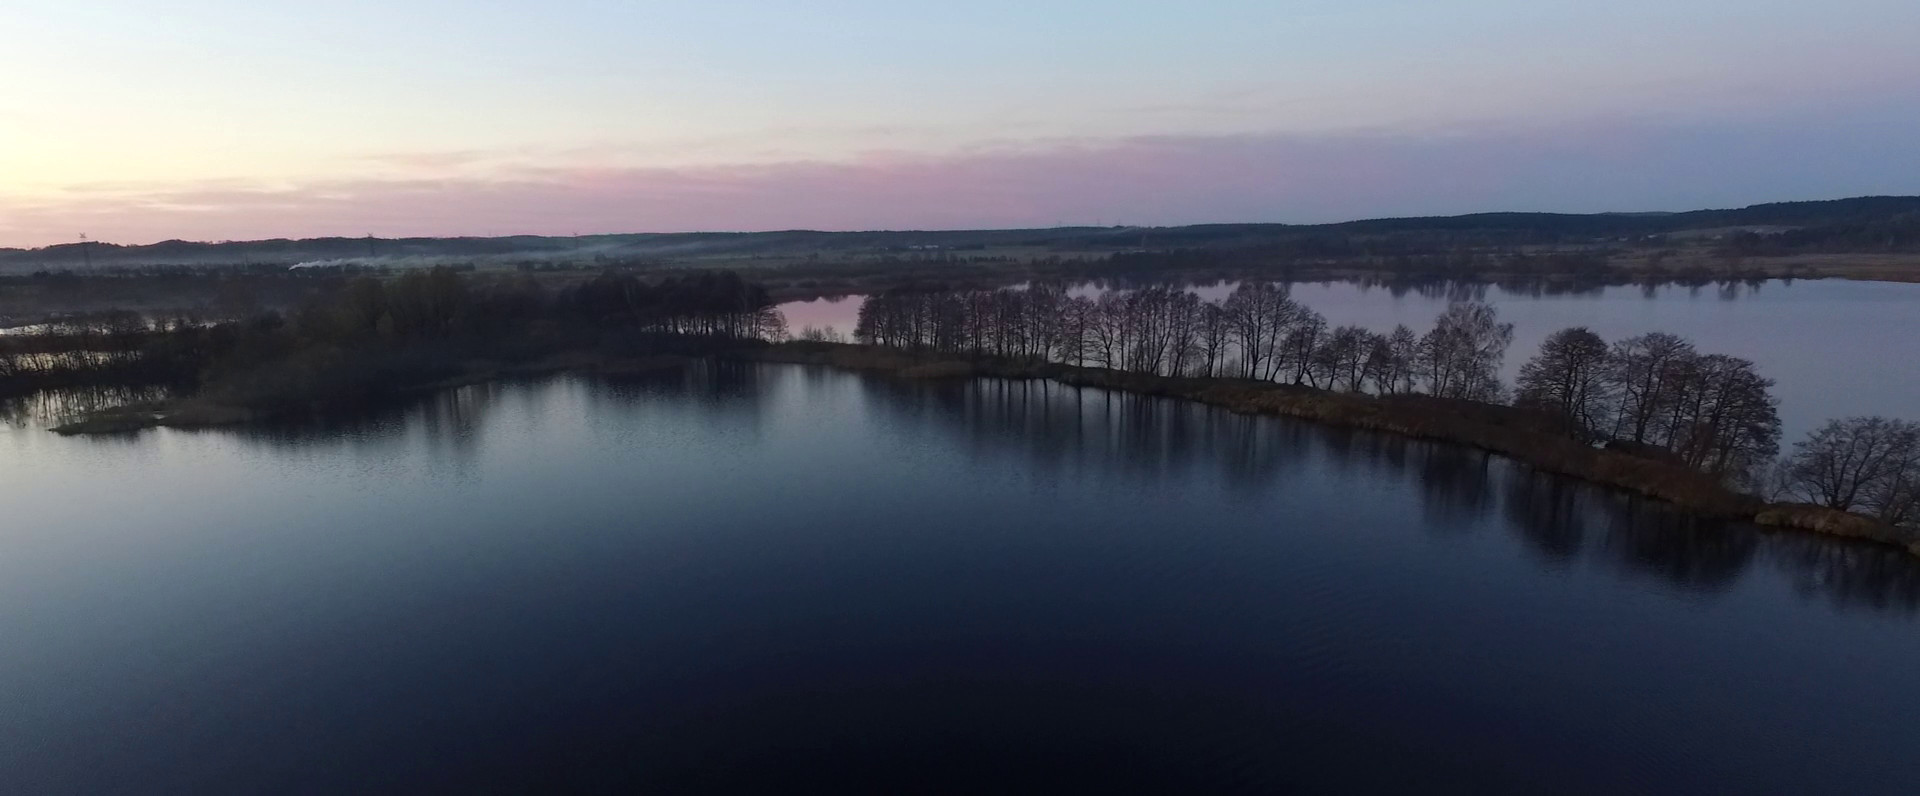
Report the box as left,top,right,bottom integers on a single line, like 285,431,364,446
4,98,1917,248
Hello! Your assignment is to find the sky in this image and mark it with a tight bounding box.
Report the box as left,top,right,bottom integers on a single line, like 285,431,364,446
3,1,1918,247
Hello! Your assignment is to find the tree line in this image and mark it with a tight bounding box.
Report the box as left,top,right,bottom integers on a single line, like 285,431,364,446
852,281,1917,529
1,268,785,407
854,283,1516,401
0,312,200,394
856,283,1889,502
8,270,1912,531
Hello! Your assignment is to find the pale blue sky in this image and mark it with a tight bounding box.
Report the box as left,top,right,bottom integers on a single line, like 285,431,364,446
3,1,1917,244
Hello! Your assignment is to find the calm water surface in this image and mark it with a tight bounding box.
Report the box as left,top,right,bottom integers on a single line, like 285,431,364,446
779,278,1920,440
3,363,1918,793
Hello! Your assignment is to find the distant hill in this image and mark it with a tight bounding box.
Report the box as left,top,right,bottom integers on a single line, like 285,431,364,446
5,195,1918,271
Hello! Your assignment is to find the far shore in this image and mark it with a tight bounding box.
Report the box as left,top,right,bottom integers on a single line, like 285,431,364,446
757,258,1920,305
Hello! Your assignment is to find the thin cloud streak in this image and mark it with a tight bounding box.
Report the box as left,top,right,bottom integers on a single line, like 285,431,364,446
4,102,1917,248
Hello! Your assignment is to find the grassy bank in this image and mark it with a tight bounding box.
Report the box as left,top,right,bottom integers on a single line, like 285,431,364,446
737,341,1920,557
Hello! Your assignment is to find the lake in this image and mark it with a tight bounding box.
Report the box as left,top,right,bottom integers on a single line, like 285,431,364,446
778,278,1920,441
2,362,1916,793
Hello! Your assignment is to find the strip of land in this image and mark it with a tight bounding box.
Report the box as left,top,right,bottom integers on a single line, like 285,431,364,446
737,342,1920,557
7,196,1920,330
41,340,1916,556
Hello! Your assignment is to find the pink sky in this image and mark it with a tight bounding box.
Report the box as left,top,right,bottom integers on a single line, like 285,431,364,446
5,1,1918,247
6,101,1914,248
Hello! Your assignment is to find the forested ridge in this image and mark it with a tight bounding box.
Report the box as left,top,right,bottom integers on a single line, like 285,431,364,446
6,196,1918,271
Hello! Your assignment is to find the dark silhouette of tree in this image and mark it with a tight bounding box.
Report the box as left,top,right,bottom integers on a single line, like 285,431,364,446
1196,302,1231,378
1779,417,1920,525
1369,324,1419,395
6,270,1859,507
1418,301,1512,400
1605,332,1696,444
844,283,1815,492
1223,283,1295,380
1282,309,1327,386
1323,326,1375,393
1664,353,1779,483
1516,327,1612,432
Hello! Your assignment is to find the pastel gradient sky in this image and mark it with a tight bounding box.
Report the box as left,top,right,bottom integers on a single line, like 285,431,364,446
5,1,1919,246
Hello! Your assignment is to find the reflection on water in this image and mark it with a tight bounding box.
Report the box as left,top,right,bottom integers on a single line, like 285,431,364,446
5,362,1919,794
1766,533,1920,613
11,365,1917,615
0,384,174,428
841,371,1918,614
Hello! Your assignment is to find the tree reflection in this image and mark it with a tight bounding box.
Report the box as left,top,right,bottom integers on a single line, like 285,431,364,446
1497,463,1918,609
228,379,501,464
855,374,1317,495
77,361,1907,615
1412,444,1499,530
1501,469,1588,564
1763,534,1920,615
1590,494,1757,593
0,384,174,429
585,358,772,428
835,364,1919,614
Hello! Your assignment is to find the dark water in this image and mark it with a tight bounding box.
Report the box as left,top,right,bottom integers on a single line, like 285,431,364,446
778,278,1920,441
3,363,1918,794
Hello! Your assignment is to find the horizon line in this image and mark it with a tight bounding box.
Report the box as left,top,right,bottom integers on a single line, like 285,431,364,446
9,193,1913,252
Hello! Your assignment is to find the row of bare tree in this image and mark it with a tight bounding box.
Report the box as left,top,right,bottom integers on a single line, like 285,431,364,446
851,283,1824,496
853,283,1515,400
0,312,185,381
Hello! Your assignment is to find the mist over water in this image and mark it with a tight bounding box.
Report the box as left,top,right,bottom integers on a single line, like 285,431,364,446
2,363,1916,793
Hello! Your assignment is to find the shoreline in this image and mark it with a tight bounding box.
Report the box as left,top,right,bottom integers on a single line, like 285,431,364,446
734,342,1920,557
41,339,1917,558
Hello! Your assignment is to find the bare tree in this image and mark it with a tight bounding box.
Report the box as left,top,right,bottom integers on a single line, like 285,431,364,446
1872,461,1920,527
1060,296,1095,366
1779,417,1920,521
1665,353,1779,483
1322,325,1373,392
1375,324,1419,394
1605,332,1695,444
1196,302,1231,378
1087,293,1124,368
1223,283,1297,380
1515,327,1611,431
1282,309,1328,386
1418,301,1512,401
